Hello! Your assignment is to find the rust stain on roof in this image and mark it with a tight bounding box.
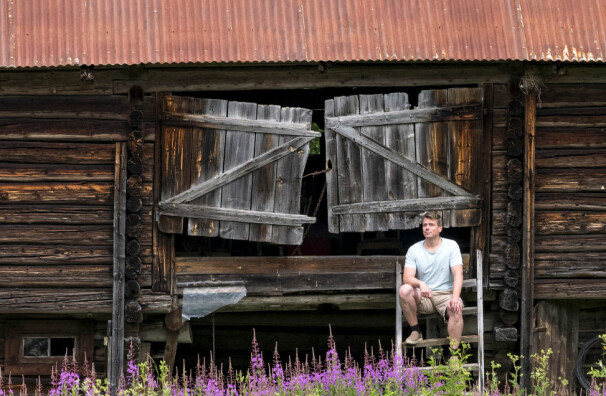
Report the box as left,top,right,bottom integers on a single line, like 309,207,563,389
0,0,604,68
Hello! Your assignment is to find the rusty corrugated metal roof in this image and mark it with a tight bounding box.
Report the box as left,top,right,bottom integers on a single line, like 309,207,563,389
0,0,603,68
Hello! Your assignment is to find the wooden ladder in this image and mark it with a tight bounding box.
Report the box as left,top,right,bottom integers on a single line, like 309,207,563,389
395,250,485,389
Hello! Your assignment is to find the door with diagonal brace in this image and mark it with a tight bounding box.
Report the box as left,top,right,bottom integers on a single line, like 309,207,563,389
158,95,318,246
324,88,484,233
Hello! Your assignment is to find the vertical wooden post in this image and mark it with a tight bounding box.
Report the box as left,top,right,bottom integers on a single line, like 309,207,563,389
395,261,402,356
521,91,536,390
110,142,127,395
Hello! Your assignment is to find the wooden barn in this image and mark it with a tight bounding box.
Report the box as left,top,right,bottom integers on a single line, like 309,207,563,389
0,0,605,392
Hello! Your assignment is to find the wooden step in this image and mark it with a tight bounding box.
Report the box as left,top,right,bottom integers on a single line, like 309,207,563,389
419,362,480,373
404,335,479,348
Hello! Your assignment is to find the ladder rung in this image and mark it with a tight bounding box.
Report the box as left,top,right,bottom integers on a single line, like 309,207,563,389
405,335,479,348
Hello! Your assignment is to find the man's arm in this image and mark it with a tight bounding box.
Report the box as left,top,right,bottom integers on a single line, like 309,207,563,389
403,267,432,298
448,264,464,313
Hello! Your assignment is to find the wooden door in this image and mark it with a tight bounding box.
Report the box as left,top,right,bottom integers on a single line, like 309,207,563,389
324,88,484,233
158,96,317,245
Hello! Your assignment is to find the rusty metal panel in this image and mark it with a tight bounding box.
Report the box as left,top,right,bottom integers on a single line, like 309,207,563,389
0,0,605,68
520,0,606,61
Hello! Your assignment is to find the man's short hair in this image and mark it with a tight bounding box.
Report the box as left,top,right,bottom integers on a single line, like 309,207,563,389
421,211,442,227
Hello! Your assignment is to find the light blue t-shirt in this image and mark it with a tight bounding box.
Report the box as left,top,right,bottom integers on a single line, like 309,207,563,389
404,238,463,291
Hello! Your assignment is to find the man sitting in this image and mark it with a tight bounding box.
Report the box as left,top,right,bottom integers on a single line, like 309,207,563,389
398,211,464,349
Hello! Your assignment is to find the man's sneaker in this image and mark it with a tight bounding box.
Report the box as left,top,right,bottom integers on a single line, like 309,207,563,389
405,330,423,345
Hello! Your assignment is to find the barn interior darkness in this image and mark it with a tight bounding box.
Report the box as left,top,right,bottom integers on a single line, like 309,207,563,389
169,86,475,371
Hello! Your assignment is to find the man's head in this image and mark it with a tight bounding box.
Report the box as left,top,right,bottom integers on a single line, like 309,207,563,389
421,211,443,239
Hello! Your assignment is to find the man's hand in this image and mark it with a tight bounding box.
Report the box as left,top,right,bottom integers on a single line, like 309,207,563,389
419,282,432,298
448,298,463,315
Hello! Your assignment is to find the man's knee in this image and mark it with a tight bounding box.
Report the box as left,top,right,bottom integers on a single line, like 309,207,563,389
398,284,415,300
447,308,463,323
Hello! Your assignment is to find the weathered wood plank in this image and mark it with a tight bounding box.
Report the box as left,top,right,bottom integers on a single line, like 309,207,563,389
271,107,312,245
0,119,151,142
335,124,470,197
334,95,365,232
534,280,606,299
447,87,483,227
535,148,606,168
535,252,606,278
0,182,114,204
163,112,319,137
158,203,315,226
536,168,606,192
535,211,606,235
535,234,606,252
216,293,395,312
0,288,172,314
416,90,449,199
0,225,112,244
0,95,147,117
325,104,481,127
360,94,389,231
159,96,194,233
533,301,579,395
0,245,122,264
0,266,112,287
188,98,228,237
113,64,512,93
176,256,400,275
324,99,340,233
384,92,415,229
538,84,606,107
162,136,313,205
535,128,606,148
177,272,396,295
249,104,280,242
220,101,257,240
535,193,606,211
0,205,116,224
0,142,116,164
0,163,114,181
331,195,481,214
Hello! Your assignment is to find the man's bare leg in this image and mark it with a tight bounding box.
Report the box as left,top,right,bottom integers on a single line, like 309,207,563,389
398,284,421,326
446,307,463,350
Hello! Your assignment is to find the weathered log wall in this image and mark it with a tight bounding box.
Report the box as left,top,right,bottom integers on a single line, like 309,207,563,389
0,95,156,312
492,83,606,298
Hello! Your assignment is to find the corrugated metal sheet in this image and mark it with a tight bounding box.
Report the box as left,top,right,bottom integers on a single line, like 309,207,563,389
0,0,603,68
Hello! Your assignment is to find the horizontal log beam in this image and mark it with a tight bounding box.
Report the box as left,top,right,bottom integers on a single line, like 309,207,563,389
535,252,606,278
0,205,114,224
176,255,402,295
113,64,511,93
163,112,320,137
0,225,112,245
535,280,606,299
535,234,606,252
325,104,481,128
0,265,112,287
0,142,116,164
331,195,481,214
216,293,395,312
536,168,606,192
535,193,606,211
0,163,114,182
535,211,606,235
158,203,315,226
0,289,173,314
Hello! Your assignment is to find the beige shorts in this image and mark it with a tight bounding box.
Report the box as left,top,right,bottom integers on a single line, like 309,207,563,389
418,290,464,322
